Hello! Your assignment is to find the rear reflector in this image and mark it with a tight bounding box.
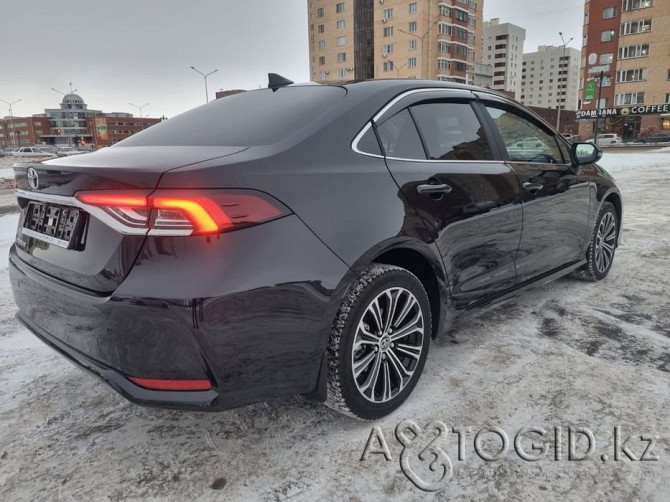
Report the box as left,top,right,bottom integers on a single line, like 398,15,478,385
128,377,212,391
75,189,289,236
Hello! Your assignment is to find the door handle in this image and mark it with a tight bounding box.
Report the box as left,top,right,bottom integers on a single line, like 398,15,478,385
522,182,544,192
416,183,453,195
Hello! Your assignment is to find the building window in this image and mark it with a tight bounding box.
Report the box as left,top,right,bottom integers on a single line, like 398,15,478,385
454,9,468,22
438,22,451,35
665,93,670,104
437,58,450,70
337,36,346,46
318,40,326,50
437,40,450,53
383,61,394,72
383,8,393,20
409,2,417,14
408,39,417,50
319,56,326,65
336,2,345,14
337,20,345,30
616,68,647,82
614,92,645,105
602,6,617,19
622,0,653,12
382,43,394,55
320,71,327,80
408,57,417,68
318,24,325,33
620,19,652,35
338,68,347,78
317,7,324,17
601,30,615,42
619,44,649,59
383,26,394,37
409,21,417,32
337,52,346,63
599,53,613,64
439,4,451,17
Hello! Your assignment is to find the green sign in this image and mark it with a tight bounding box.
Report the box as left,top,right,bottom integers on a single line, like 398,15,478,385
585,81,597,101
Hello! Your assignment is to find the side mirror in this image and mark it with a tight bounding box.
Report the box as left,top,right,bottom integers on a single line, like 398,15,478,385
571,142,603,165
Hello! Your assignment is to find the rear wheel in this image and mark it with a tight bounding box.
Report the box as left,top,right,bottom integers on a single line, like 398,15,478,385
577,201,618,281
326,264,431,419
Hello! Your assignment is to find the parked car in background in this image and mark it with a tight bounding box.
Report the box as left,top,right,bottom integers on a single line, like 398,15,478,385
56,146,87,157
10,147,57,158
592,133,622,146
637,133,670,144
562,133,577,142
0,149,5,158
9,78,622,419
32,145,58,154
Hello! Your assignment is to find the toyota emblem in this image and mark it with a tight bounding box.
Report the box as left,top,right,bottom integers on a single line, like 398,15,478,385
27,167,39,190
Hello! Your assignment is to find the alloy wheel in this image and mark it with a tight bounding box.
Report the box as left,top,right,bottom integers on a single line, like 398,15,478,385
594,212,616,274
351,287,425,403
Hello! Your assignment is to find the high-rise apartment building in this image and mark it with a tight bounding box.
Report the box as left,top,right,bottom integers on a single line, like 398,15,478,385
521,45,581,111
481,19,526,99
578,0,670,140
307,0,484,83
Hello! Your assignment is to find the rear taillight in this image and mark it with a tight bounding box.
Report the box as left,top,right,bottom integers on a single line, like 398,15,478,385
75,189,289,236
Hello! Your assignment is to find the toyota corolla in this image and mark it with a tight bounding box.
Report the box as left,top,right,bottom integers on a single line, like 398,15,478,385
10,77,622,419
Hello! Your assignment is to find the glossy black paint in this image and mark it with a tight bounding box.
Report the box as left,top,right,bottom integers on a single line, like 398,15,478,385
9,80,622,411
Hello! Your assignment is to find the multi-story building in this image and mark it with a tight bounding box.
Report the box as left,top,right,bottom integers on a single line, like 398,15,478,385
307,0,484,84
0,116,51,148
578,0,670,140
84,115,162,147
481,18,526,99
521,45,581,111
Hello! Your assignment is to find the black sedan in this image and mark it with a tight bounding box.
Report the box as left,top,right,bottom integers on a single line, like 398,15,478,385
10,78,622,419
638,133,670,144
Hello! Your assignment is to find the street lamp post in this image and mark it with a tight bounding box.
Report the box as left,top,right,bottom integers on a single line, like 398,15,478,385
556,32,574,132
399,20,439,79
190,66,218,103
0,98,21,148
393,62,408,78
129,102,150,118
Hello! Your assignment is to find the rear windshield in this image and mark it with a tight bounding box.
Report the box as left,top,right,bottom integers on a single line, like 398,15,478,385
118,86,346,147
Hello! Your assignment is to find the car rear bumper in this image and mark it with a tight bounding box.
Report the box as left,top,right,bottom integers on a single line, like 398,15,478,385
9,215,351,411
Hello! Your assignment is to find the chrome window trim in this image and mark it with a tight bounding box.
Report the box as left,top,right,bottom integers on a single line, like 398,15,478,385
351,87,484,162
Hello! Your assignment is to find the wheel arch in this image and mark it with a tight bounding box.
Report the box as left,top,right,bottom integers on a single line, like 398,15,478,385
358,241,449,339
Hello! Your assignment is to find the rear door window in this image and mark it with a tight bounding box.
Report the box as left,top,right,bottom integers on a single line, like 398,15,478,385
410,102,493,160
376,109,426,160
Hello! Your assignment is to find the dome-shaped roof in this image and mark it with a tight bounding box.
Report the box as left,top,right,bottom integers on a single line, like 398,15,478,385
61,93,84,105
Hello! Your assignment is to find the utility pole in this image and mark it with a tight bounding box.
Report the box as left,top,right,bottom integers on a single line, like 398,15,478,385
190,66,218,103
556,32,573,131
399,20,439,79
129,102,149,118
594,70,605,144
0,98,22,148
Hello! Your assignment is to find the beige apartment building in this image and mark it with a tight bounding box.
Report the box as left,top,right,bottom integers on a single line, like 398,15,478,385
307,0,484,84
578,0,670,140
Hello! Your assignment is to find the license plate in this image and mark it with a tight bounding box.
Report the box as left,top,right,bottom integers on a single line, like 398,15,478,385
22,201,83,249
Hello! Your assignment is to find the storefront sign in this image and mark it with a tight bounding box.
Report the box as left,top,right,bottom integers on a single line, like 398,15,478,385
578,104,670,120
584,81,597,101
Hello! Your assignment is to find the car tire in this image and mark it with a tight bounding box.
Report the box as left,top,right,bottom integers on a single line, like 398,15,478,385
576,202,618,282
325,264,432,420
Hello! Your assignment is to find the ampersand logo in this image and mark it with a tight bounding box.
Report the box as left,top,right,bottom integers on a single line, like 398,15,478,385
395,420,453,492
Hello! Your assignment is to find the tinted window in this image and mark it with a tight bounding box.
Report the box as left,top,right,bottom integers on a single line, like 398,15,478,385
376,109,426,159
411,102,492,160
119,86,347,147
485,105,564,164
356,124,382,156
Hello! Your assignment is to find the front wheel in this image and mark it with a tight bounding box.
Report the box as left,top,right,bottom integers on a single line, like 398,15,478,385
577,201,618,281
326,264,432,420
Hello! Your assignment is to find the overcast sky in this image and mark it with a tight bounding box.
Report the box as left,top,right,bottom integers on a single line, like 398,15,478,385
1,0,584,120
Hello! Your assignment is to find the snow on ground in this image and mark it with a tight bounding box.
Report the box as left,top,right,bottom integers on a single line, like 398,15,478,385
0,153,669,501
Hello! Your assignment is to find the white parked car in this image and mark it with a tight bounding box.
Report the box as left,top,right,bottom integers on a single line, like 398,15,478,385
10,147,58,158
591,133,622,146
56,146,87,157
